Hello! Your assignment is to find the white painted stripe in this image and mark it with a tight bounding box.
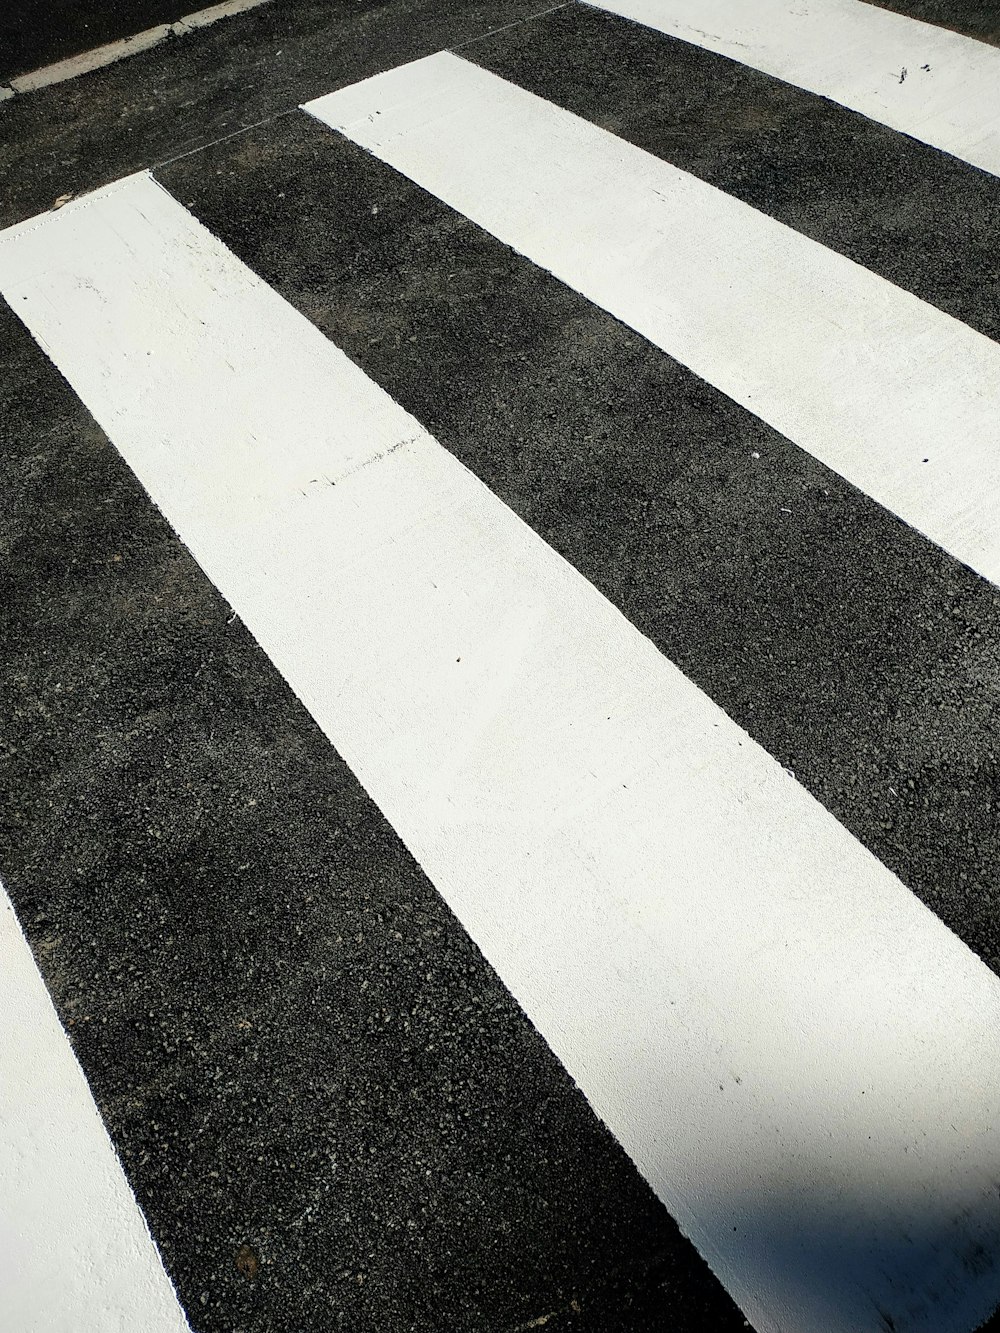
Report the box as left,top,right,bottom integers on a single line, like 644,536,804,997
304,53,1000,590
4,172,1000,1333
586,0,1000,178
3,0,271,98
0,882,190,1331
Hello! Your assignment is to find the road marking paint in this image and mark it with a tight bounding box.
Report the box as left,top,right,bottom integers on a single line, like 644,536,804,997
585,0,1000,178
0,0,272,99
4,25,173,95
4,171,1000,1332
0,883,190,1331
305,53,1000,590
172,0,269,32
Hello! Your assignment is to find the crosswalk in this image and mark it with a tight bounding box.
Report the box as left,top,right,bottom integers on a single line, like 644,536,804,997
2,3,1000,1331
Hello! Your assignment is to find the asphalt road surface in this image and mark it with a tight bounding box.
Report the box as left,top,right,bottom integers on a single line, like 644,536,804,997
3,3,1000,1332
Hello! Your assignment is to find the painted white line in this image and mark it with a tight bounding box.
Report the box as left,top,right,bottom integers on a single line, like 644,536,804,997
4,172,1000,1333
585,0,1000,178
0,883,190,1331
4,0,271,97
173,0,273,34
9,26,173,93
305,53,1000,591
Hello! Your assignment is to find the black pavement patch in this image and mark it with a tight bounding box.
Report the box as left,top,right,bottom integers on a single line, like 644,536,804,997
157,111,1000,982
465,3,1000,344
0,293,750,1332
0,0,553,230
